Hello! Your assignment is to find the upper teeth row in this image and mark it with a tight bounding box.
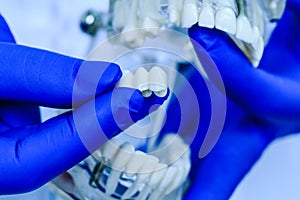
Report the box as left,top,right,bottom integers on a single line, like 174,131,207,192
111,0,286,67
88,134,191,200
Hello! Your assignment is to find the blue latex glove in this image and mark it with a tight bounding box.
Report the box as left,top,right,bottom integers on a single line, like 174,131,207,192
0,15,168,195
182,1,300,199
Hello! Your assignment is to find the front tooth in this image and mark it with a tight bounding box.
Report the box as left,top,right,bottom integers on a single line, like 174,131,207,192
165,167,185,195
122,155,159,198
148,166,177,200
136,164,168,200
105,142,135,195
181,0,198,28
101,138,120,162
198,1,215,29
169,0,184,26
121,0,145,48
117,70,134,88
140,0,162,37
134,67,152,97
148,66,168,97
125,151,148,175
236,15,254,43
215,7,237,35
250,26,264,64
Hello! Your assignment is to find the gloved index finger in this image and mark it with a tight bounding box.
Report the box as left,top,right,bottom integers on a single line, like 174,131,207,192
0,42,122,108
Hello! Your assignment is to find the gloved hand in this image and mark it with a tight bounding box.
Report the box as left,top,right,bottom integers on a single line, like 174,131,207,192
0,15,168,195
183,1,300,199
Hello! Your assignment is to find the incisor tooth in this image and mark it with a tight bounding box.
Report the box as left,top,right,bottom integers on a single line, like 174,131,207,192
181,0,198,28
165,167,185,195
117,70,134,88
236,15,255,43
125,151,147,175
105,143,135,195
198,5,215,29
169,0,184,26
215,7,237,35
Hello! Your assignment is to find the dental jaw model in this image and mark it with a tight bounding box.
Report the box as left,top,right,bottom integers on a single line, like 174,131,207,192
111,0,286,67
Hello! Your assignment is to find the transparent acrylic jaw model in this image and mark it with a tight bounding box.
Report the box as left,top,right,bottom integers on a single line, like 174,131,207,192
50,27,197,200
111,0,286,67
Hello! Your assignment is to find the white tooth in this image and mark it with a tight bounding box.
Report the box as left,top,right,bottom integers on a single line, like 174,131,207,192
198,5,215,29
122,155,159,198
169,0,184,26
125,151,148,175
148,166,177,200
252,36,264,65
105,143,135,195
165,167,185,195
236,15,255,43
251,26,265,63
112,0,127,30
148,66,168,98
121,0,145,48
142,17,161,37
117,70,134,88
215,7,237,35
134,67,151,97
169,8,181,26
121,28,145,48
148,164,168,188
181,0,198,28
101,138,120,162
139,0,162,37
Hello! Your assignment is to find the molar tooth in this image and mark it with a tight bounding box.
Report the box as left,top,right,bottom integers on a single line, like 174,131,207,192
215,7,237,35
198,4,215,29
181,0,199,28
236,15,254,43
148,66,168,98
105,142,135,195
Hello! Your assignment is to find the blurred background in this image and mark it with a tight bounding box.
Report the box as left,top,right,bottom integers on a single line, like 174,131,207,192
0,1,299,199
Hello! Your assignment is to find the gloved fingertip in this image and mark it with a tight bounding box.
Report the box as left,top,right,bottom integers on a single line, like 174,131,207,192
128,89,145,112
96,62,122,94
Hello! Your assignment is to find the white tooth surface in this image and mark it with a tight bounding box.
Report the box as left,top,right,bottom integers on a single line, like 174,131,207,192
135,164,167,200
215,7,237,35
139,0,162,37
125,151,148,175
101,138,120,162
169,0,184,26
134,67,149,91
105,143,135,195
236,15,254,43
142,17,161,37
122,155,159,199
121,0,145,48
148,66,168,97
198,5,215,29
181,0,199,28
117,70,134,88
165,167,185,195
252,36,264,64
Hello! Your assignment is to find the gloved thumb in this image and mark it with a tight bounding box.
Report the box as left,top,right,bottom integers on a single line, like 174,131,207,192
188,26,300,122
